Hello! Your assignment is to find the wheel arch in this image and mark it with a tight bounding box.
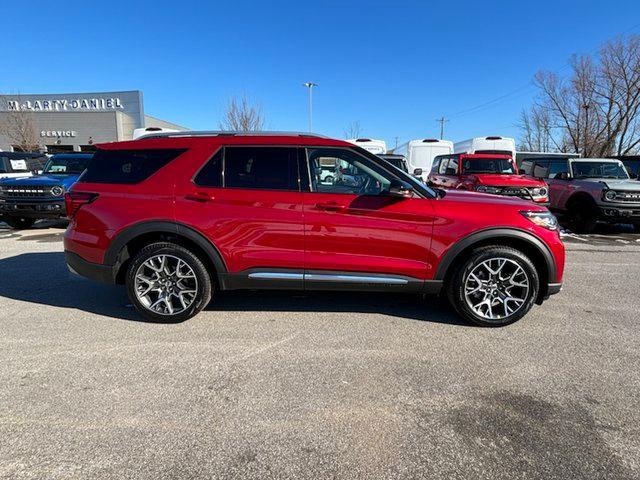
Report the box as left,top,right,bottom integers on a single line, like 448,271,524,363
566,191,598,209
105,221,227,286
434,228,556,303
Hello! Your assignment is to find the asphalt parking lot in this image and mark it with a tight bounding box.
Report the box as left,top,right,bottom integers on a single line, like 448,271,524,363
0,221,639,479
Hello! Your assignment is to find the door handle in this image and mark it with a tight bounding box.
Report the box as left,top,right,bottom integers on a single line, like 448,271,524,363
316,201,347,212
185,191,214,202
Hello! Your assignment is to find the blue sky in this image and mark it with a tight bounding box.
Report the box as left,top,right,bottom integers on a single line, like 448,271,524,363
3,0,640,148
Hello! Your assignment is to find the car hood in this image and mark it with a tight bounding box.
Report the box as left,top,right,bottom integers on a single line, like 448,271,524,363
0,174,79,188
595,178,640,191
471,174,545,187
438,189,543,209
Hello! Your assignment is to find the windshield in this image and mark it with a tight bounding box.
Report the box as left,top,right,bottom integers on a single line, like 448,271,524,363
462,158,515,174
43,156,91,175
571,161,629,179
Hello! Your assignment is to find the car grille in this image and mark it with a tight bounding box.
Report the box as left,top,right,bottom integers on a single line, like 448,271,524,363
500,187,530,197
612,191,640,202
0,185,60,199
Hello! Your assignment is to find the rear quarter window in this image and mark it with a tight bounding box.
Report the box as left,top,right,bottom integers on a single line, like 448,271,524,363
80,148,186,184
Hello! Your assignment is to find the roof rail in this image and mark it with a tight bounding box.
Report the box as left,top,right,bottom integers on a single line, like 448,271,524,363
135,130,329,140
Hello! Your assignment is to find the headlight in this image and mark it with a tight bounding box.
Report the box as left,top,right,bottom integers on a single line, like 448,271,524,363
520,211,559,230
604,190,617,201
530,187,548,197
476,185,501,194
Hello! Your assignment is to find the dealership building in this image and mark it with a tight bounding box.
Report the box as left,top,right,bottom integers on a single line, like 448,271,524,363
0,90,186,152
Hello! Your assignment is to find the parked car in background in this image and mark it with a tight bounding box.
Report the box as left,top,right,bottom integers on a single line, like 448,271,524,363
397,139,453,181
346,138,387,154
378,153,408,172
0,153,92,229
454,136,516,161
428,153,549,205
516,151,580,169
520,157,640,232
64,131,564,327
0,152,47,180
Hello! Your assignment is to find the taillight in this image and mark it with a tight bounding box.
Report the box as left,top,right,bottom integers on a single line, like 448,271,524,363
65,191,98,218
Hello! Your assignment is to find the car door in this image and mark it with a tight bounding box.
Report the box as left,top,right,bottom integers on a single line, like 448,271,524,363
302,147,436,286
429,155,451,188
174,145,304,286
544,159,572,210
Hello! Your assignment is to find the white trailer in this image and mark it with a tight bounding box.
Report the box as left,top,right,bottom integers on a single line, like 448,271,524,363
402,139,453,180
454,136,516,160
347,138,387,155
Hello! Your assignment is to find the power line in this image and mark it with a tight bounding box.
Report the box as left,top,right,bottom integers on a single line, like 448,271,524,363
436,117,449,139
446,22,640,121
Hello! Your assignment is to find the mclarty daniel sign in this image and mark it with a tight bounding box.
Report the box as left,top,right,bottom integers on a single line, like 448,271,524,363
6,97,124,111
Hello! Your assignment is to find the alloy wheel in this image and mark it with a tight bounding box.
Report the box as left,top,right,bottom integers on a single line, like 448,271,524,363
463,257,530,321
134,254,198,316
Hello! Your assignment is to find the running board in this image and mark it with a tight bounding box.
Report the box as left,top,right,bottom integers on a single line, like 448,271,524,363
222,269,441,294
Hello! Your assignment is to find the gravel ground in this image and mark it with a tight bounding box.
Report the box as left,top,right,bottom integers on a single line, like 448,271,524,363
0,221,638,479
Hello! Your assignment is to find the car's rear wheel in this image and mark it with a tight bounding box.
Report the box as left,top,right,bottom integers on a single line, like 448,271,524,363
125,242,212,323
447,246,539,327
3,216,36,229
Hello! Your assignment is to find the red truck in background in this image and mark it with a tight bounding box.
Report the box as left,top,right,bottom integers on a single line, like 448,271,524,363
428,153,549,205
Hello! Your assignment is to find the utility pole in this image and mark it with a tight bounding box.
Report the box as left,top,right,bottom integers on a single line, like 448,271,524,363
303,82,318,132
436,117,449,139
394,136,399,150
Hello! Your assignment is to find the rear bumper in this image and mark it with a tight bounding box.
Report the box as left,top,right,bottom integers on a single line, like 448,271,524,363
65,250,115,284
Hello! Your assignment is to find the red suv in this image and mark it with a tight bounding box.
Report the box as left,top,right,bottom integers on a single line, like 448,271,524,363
64,132,564,326
428,153,550,204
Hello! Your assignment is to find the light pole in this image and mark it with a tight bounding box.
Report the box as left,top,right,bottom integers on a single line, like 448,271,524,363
303,82,318,132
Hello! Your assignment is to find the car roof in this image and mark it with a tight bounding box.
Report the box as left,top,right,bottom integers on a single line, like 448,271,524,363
457,153,513,159
570,158,622,163
50,153,94,158
96,131,354,150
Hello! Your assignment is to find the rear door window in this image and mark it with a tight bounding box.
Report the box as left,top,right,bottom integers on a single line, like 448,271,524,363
223,147,299,191
81,149,186,184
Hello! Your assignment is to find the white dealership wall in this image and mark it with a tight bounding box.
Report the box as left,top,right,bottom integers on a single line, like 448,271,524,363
0,90,186,151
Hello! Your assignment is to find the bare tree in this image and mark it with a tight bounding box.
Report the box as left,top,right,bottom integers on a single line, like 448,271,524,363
0,96,40,152
521,35,640,156
219,95,264,131
343,121,361,139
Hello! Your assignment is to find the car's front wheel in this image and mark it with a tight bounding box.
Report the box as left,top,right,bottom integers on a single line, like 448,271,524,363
447,246,539,327
3,216,36,229
125,242,212,322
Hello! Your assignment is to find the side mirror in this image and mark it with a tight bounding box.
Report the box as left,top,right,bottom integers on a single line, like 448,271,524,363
413,168,423,176
387,179,414,198
556,172,571,180
445,167,456,175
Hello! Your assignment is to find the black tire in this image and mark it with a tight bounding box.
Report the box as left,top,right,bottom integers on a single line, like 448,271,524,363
125,242,212,323
568,200,598,234
3,217,36,229
446,246,540,327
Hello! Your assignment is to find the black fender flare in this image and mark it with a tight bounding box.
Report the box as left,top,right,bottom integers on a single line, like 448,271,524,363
104,220,228,282
433,227,557,282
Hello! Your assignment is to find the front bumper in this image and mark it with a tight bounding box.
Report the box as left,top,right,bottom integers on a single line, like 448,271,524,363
0,199,66,218
65,251,115,284
598,205,640,222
